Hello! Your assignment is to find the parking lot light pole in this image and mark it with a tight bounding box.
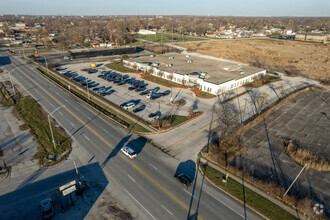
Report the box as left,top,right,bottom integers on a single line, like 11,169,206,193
85,78,90,100
48,105,65,150
43,56,48,73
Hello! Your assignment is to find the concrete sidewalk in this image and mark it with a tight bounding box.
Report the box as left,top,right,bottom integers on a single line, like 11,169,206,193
200,157,302,219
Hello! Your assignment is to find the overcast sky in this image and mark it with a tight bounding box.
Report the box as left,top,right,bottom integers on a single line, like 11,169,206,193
1,0,329,16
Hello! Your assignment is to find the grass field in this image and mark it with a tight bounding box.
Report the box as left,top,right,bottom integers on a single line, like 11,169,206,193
200,162,297,220
14,97,71,166
105,62,135,73
180,39,329,84
142,75,182,88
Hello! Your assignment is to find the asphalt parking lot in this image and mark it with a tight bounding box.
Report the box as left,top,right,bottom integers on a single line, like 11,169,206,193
58,61,209,122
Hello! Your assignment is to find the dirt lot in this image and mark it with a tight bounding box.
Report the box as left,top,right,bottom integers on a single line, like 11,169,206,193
237,87,330,216
180,39,330,84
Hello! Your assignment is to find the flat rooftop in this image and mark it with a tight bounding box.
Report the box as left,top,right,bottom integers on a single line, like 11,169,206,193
129,53,264,84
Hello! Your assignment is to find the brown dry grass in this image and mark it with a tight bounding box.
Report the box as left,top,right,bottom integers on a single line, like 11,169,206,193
180,39,330,84
284,139,330,172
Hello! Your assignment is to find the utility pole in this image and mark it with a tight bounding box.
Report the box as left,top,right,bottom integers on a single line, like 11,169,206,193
44,56,49,75
8,70,16,96
284,164,307,197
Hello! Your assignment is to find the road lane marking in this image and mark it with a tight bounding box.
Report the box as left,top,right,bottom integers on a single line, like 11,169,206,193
161,204,173,216
184,189,193,197
70,122,75,127
148,163,158,170
59,112,63,116
127,175,136,183
131,163,202,220
123,188,157,220
205,190,245,219
85,136,90,141
15,64,202,220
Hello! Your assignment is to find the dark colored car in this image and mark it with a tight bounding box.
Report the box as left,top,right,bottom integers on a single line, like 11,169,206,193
133,104,146,113
174,173,193,186
150,93,161,99
161,90,171,96
100,89,115,96
139,90,150,95
128,86,136,90
135,87,146,92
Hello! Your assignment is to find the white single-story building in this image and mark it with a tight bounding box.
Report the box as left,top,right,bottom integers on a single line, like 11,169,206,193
123,53,266,95
138,29,157,35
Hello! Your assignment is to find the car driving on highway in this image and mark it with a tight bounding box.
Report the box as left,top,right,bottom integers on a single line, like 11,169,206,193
121,146,137,159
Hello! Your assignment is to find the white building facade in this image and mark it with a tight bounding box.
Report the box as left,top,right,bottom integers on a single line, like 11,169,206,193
123,60,266,95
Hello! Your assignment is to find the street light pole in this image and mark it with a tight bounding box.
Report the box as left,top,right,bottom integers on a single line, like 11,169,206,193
44,56,49,75
85,78,90,100
48,105,65,150
8,68,17,96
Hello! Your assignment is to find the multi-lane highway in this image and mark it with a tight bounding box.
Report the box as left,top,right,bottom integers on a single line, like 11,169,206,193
0,49,264,220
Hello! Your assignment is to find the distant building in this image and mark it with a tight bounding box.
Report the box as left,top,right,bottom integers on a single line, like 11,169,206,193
138,29,156,35
69,46,136,59
296,32,329,43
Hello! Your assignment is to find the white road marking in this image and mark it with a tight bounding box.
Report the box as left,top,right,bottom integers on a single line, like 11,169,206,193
85,136,90,141
70,122,75,127
123,188,157,220
49,102,54,107
148,163,158,170
59,112,63,116
184,189,193,197
161,204,173,215
205,190,245,219
127,175,136,183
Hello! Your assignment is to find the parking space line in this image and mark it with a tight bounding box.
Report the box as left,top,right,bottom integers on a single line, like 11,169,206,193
59,112,63,116
85,136,90,141
70,122,75,127
127,174,136,183
161,204,173,215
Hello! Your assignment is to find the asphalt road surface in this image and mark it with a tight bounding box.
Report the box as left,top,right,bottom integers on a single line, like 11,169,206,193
0,49,264,220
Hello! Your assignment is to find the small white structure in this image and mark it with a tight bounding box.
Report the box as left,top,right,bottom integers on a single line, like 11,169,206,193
138,29,157,35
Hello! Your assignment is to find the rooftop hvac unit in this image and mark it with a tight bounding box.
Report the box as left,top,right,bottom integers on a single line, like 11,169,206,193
240,71,245,74
186,55,190,58
224,67,230,71
187,60,193,63
169,56,174,59
150,54,156,57
167,64,173,67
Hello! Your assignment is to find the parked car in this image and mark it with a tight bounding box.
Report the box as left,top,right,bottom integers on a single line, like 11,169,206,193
128,86,136,90
121,146,137,159
160,90,171,96
148,111,161,121
150,93,161,99
174,173,193,186
135,87,146,92
123,102,136,110
139,90,151,95
40,198,54,219
133,104,146,113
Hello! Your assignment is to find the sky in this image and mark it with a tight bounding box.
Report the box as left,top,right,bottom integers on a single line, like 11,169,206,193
0,0,329,17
